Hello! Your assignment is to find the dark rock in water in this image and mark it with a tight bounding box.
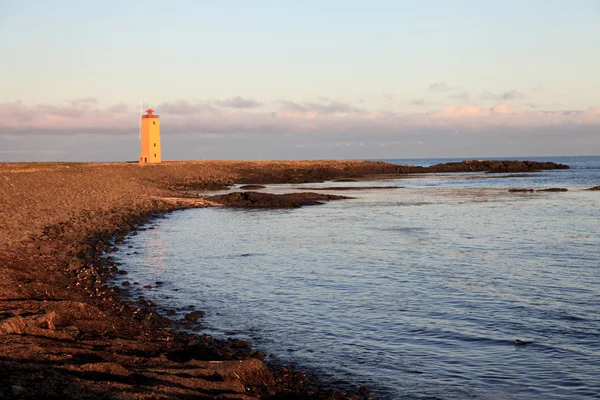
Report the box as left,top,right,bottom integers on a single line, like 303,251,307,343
239,184,266,190
121,281,130,286
184,311,206,322
514,339,533,346
509,188,534,193
298,186,402,191
334,178,358,182
536,188,568,192
206,191,351,208
231,339,252,349
429,160,569,173
166,310,176,316
143,285,153,289
587,186,600,191
116,270,128,275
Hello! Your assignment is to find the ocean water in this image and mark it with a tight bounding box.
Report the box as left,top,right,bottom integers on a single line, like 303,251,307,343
114,156,600,399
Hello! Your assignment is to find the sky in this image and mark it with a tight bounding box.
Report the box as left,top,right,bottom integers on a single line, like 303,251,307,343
0,0,599,161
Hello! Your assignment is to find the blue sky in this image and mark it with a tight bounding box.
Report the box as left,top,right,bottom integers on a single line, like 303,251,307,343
0,0,599,161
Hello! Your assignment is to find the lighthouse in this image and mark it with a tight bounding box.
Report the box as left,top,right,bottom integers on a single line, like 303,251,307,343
139,108,161,164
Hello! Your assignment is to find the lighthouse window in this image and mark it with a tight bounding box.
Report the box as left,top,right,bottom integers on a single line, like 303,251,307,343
154,154,157,158
153,143,156,147
153,121,156,125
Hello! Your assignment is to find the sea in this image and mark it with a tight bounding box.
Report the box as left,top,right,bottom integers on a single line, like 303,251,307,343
113,156,600,399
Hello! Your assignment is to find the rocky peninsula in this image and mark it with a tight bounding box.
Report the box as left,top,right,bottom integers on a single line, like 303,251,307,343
0,159,568,399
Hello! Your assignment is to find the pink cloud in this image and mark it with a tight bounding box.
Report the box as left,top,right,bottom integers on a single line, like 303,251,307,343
1,99,599,136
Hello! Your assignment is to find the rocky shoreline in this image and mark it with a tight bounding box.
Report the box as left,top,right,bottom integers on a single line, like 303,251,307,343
0,159,568,399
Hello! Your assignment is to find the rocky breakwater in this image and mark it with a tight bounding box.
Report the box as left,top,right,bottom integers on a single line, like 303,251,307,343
228,160,568,184
206,191,351,208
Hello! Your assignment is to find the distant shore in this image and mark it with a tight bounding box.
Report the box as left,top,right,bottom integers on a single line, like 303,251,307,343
0,159,568,399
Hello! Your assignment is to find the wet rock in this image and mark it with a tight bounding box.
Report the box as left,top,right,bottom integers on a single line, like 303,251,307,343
514,339,533,346
121,281,130,286
206,191,351,208
536,188,568,192
166,310,176,316
143,285,153,289
508,188,534,192
116,270,128,275
334,178,358,182
587,186,600,191
184,311,205,322
231,339,252,349
239,184,266,190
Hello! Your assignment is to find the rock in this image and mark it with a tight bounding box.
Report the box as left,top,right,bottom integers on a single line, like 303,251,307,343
37,311,57,330
67,259,85,271
231,339,252,349
0,316,27,334
38,245,53,255
239,184,266,190
11,386,26,397
587,186,600,191
121,281,130,286
206,191,351,208
79,362,131,377
508,188,534,192
143,285,152,289
514,339,533,346
184,311,205,322
166,310,176,316
536,188,568,192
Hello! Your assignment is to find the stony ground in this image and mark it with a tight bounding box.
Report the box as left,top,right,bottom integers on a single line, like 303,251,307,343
0,159,567,399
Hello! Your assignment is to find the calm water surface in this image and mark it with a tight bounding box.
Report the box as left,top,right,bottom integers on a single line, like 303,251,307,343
114,156,600,399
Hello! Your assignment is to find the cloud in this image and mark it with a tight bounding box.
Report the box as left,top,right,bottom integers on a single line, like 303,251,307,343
428,82,457,92
450,92,470,103
382,92,395,101
482,90,524,101
1,99,599,140
276,100,366,115
410,99,426,106
216,96,263,109
157,99,204,115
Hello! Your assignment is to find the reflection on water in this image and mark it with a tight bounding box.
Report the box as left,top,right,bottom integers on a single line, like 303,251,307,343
115,157,600,400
